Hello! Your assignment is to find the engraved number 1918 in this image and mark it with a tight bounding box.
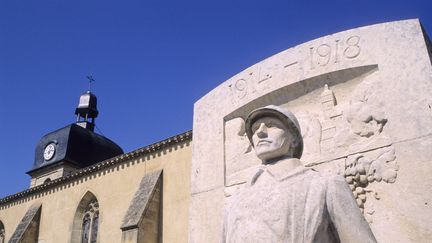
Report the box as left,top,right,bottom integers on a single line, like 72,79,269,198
309,36,361,69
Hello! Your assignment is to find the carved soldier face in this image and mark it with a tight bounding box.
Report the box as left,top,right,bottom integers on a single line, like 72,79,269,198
251,117,293,163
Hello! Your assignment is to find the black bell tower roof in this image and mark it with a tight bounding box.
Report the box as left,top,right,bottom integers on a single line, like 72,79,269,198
28,90,123,177
28,124,123,174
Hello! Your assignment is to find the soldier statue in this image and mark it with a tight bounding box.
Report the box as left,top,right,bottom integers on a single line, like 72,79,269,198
222,105,377,243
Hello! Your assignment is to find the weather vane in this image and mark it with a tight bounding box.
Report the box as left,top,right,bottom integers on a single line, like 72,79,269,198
86,75,95,91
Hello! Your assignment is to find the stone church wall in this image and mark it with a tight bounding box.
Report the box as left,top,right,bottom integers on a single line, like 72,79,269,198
0,136,191,243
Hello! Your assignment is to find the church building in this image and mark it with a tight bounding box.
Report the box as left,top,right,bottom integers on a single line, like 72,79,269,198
0,91,192,243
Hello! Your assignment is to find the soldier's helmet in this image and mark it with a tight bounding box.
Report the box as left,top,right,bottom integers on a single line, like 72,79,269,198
245,105,303,159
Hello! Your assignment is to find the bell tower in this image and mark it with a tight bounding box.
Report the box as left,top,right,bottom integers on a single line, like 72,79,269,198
75,91,98,131
28,88,123,188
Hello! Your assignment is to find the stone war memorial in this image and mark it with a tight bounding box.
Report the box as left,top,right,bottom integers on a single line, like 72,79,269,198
189,19,432,243
0,18,431,243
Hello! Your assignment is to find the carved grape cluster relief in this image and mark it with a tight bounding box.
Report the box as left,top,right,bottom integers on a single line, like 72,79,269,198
344,146,398,214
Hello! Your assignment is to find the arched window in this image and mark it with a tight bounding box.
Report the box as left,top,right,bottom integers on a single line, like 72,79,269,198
0,220,5,243
71,192,100,243
80,200,99,243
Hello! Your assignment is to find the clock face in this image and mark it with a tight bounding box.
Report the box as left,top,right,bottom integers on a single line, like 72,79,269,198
43,143,56,161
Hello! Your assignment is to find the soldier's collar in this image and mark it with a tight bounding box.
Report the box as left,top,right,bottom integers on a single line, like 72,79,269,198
265,158,308,181
250,158,308,185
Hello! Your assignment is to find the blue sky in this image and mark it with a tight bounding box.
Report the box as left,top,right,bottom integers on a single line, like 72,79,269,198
0,0,431,198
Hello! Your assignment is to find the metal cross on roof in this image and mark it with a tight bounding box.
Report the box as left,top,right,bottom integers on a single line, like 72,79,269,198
86,75,95,91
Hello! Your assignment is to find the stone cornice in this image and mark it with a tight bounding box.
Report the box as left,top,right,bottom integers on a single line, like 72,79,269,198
0,130,192,206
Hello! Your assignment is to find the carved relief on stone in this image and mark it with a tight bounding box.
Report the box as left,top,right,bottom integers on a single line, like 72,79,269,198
320,82,392,162
224,117,261,197
297,112,322,162
326,82,398,220
343,146,398,222
343,96,391,153
223,72,398,208
319,84,343,155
